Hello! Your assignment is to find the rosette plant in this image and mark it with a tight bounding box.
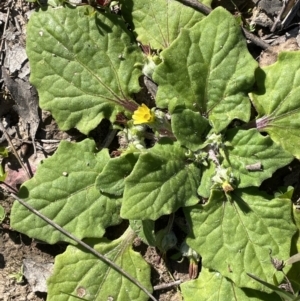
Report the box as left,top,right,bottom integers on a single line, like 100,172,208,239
10,1,300,300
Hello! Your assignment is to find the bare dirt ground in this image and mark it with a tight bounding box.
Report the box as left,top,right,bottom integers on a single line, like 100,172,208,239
1,0,300,300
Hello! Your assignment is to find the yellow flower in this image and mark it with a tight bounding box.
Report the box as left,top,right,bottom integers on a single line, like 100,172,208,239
222,181,234,193
132,104,155,125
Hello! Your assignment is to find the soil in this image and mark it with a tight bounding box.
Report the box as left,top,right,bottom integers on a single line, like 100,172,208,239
1,0,300,300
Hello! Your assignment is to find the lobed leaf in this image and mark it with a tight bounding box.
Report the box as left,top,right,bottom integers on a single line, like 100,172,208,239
171,107,210,151
120,0,211,50
250,52,300,159
26,6,143,134
223,128,293,188
47,228,152,301
197,161,215,198
121,138,201,220
184,188,297,290
153,7,257,132
11,139,121,244
95,153,139,196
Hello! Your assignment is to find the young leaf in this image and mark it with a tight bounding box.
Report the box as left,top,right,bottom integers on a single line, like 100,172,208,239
275,186,294,199
171,107,210,151
184,188,297,290
26,6,143,134
95,153,139,196
223,128,293,188
197,161,215,198
121,138,201,220
10,139,122,244
250,52,300,159
47,228,152,301
130,219,156,246
153,7,257,133
181,268,280,301
120,0,211,49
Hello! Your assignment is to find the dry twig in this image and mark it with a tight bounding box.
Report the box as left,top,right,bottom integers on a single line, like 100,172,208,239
153,280,182,290
11,193,158,301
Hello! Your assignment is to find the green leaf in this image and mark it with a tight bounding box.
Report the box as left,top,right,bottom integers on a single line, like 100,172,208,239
223,128,293,188
285,207,300,293
26,6,143,134
121,138,201,220
130,220,156,246
0,168,6,181
153,7,257,133
0,146,8,158
0,205,5,223
11,139,122,244
247,273,295,301
95,153,139,196
155,227,177,254
197,161,215,198
250,52,300,159
171,107,210,151
274,186,294,199
184,188,297,290
47,228,152,301
293,206,300,231
120,0,210,49
0,146,8,181
181,268,280,301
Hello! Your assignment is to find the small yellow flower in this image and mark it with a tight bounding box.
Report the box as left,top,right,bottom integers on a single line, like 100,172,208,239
132,104,155,125
222,181,234,193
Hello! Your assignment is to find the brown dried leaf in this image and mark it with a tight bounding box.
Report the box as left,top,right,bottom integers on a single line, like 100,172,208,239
2,67,39,140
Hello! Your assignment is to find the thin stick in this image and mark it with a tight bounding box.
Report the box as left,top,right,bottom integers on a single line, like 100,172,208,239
153,280,182,291
175,0,212,14
241,28,269,50
0,181,18,194
270,0,287,32
175,0,270,50
35,139,61,143
100,129,118,149
19,138,61,145
10,193,158,301
0,120,31,179
30,130,38,159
